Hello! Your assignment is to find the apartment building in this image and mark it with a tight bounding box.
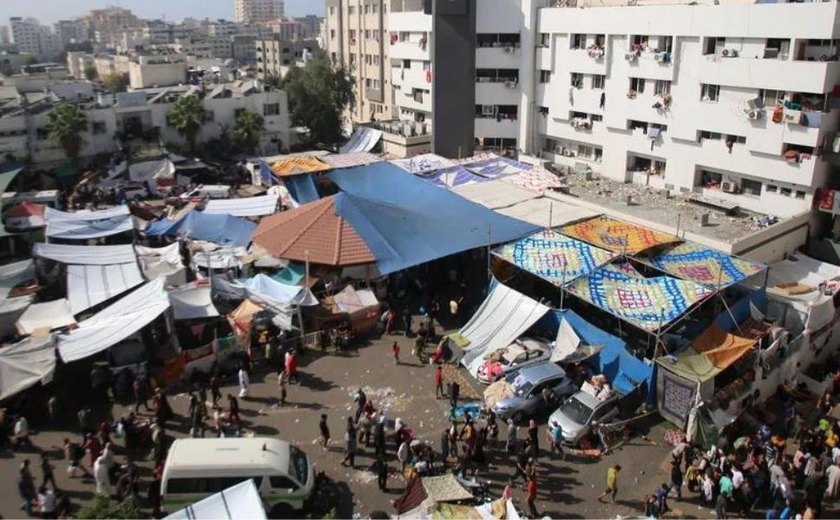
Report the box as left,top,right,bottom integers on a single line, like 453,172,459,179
255,38,318,79
87,7,141,46
325,0,394,123
235,0,286,24
9,17,61,58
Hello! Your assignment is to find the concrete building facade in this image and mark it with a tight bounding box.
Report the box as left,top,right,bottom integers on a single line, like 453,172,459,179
255,38,318,79
235,0,286,24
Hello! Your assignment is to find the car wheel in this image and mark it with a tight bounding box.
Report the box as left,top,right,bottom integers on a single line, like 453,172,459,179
269,503,295,519
512,411,525,425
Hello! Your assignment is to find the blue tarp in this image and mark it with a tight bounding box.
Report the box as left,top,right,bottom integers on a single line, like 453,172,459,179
284,174,319,204
270,262,306,286
145,211,256,247
328,162,541,275
259,161,275,186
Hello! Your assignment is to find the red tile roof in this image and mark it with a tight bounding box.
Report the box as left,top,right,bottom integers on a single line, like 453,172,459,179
252,196,376,267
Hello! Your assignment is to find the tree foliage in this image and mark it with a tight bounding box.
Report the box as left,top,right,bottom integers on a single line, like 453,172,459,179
102,73,129,93
233,109,265,154
83,63,97,81
76,496,147,519
280,51,355,147
166,94,206,152
46,104,88,160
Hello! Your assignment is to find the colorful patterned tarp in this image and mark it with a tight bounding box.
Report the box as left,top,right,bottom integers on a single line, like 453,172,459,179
321,152,383,169
649,242,766,289
270,156,330,177
390,153,454,174
561,216,680,254
567,263,714,332
417,166,491,188
494,230,616,286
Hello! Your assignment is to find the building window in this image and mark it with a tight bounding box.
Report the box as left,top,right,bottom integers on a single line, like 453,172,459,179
204,110,214,122
329,6,335,14
571,34,586,49
795,190,807,199
766,184,778,193
91,121,106,134
234,108,245,118
630,77,646,94
700,131,723,140
263,103,280,116
780,187,792,197
539,33,550,47
539,70,551,83
570,73,583,88
348,5,355,14
740,178,762,196
654,80,671,95
701,84,720,102
591,75,605,89
539,106,549,115
759,89,784,106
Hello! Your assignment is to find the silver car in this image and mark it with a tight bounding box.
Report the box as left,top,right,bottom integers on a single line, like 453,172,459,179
476,338,551,384
548,391,620,446
491,363,575,424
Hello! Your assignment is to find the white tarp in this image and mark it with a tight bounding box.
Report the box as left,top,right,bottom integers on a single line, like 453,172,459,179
391,153,454,174
45,206,133,240
57,278,170,363
129,158,175,183
765,253,840,333
0,335,56,401
135,243,184,279
459,282,550,377
17,299,76,335
67,263,145,314
193,245,247,270
238,274,319,309
340,126,383,154
165,478,266,520
334,285,379,314
169,285,219,320
551,318,580,362
496,197,599,228
33,243,138,265
203,194,279,217
0,259,35,302
453,180,541,209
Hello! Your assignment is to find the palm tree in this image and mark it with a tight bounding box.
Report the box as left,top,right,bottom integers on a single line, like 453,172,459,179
166,94,205,152
45,104,88,161
233,109,265,154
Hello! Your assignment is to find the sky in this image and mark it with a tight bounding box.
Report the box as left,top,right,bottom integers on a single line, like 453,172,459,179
2,0,325,24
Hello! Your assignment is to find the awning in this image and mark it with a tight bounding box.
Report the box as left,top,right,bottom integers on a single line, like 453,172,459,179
129,158,175,183
391,153,454,174
169,285,219,320
339,126,383,154
33,243,138,265
17,299,76,335
561,215,680,254
0,259,35,303
57,278,171,363
0,167,23,195
192,245,247,270
135,243,184,279
322,152,382,169
237,274,319,308
460,156,532,179
145,211,256,248
45,206,133,240
283,174,320,204
165,479,266,520
648,242,766,289
0,335,56,401
416,166,490,189
333,284,379,314
495,197,599,228
498,165,565,193
452,179,541,209
270,156,330,177
203,193,279,217
67,263,144,314
459,281,551,377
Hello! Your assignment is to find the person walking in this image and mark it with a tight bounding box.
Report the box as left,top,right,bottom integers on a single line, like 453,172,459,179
133,376,150,413
434,366,444,399
450,381,460,411
341,417,357,467
18,459,36,514
277,371,288,406
93,454,109,496
354,388,367,422
285,350,299,384
40,453,57,490
238,366,250,398
227,394,242,430
670,457,684,500
506,419,519,453
392,341,400,365
598,465,621,504
525,469,539,518
527,419,539,460
210,376,222,406
13,415,32,451
377,456,388,491
319,414,331,449
548,423,565,460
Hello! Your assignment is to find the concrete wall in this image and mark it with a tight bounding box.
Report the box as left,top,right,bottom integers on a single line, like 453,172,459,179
129,61,186,89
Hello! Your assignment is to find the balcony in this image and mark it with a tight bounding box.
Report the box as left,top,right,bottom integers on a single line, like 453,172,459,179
621,50,674,81
389,38,429,61
697,57,840,93
565,49,607,75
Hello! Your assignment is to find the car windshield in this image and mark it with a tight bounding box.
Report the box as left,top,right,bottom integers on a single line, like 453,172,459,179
289,445,308,485
560,395,594,425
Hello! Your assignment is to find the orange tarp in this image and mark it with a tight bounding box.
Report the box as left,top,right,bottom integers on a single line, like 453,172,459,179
270,156,331,176
691,325,757,369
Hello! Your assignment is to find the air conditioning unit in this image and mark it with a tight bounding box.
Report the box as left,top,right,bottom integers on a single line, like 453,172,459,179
721,48,739,58
481,105,497,117
654,53,663,62
783,109,803,125
624,53,638,62
747,109,761,120
721,181,737,193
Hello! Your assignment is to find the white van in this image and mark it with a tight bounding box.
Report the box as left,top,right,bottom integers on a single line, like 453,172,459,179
179,184,231,200
161,437,315,516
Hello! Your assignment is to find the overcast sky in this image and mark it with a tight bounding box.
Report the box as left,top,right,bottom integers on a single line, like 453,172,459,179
3,0,325,24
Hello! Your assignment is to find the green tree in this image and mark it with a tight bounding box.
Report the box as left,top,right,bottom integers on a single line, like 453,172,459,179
45,104,88,160
77,496,147,519
166,94,206,152
84,63,97,81
102,72,129,93
233,109,265,154
280,51,355,147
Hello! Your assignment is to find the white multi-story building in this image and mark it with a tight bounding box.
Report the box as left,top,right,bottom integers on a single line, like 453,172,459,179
9,17,42,56
235,0,285,24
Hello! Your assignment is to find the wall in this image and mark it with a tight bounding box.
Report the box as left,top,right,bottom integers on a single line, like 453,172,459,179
129,61,186,89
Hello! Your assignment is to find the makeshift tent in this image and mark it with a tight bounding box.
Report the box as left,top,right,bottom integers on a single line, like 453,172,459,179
168,285,219,320
458,156,529,178
135,243,185,281
495,197,599,228
145,211,256,248
0,259,37,338
391,153,454,174
192,245,247,270
561,215,680,254
494,229,616,287
764,253,840,334
57,278,171,363
321,152,382,169
33,243,137,265
228,298,263,349
0,167,23,195
0,259,36,303
270,156,330,176
203,193,279,217
283,174,320,204
17,299,76,335
452,179,541,209
567,263,713,332
648,242,766,289
333,285,379,314
45,206,133,240
4,201,45,230
329,162,541,275
129,158,176,183
238,274,319,308
67,263,145,314
271,262,306,285
458,281,551,377
339,126,383,154
0,335,56,401
416,166,490,189
164,478,266,520
498,165,565,193
252,196,376,266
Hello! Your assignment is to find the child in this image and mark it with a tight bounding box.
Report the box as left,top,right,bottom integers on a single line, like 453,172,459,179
319,414,330,449
392,342,400,365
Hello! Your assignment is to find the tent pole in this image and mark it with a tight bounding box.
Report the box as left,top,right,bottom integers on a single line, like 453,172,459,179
560,260,566,311
548,202,554,230
487,223,491,284
719,293,743,335
305,250,310,289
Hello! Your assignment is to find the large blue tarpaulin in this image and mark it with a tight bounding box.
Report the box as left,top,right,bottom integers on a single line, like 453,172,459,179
283,174,319,204
328,162,541,275
145,211,256,247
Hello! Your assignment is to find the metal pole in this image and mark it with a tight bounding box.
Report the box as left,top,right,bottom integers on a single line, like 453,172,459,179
676,213,681,239
305,250,310,288
548,202,554,230
560,260,566,310
487,223,492,283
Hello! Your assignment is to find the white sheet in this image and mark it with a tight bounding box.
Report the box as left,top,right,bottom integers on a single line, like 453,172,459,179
496,197,599,228
17,299,76,335
67,263,145,314
0,259,35,303
45,206,133,240
459,282,550,377
0,335,56,401
169,286,219,320
57,278,170,363
391,153,454,174
767,253,840,299
135,243,183,279
551,318,580,362
453,180,541,209
339,126,383,154
129,158,175,183
238,274,319,309
33,243,138,265
203,194,279,217
333,285,379,314
165,478,266,520
193,246,247,270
